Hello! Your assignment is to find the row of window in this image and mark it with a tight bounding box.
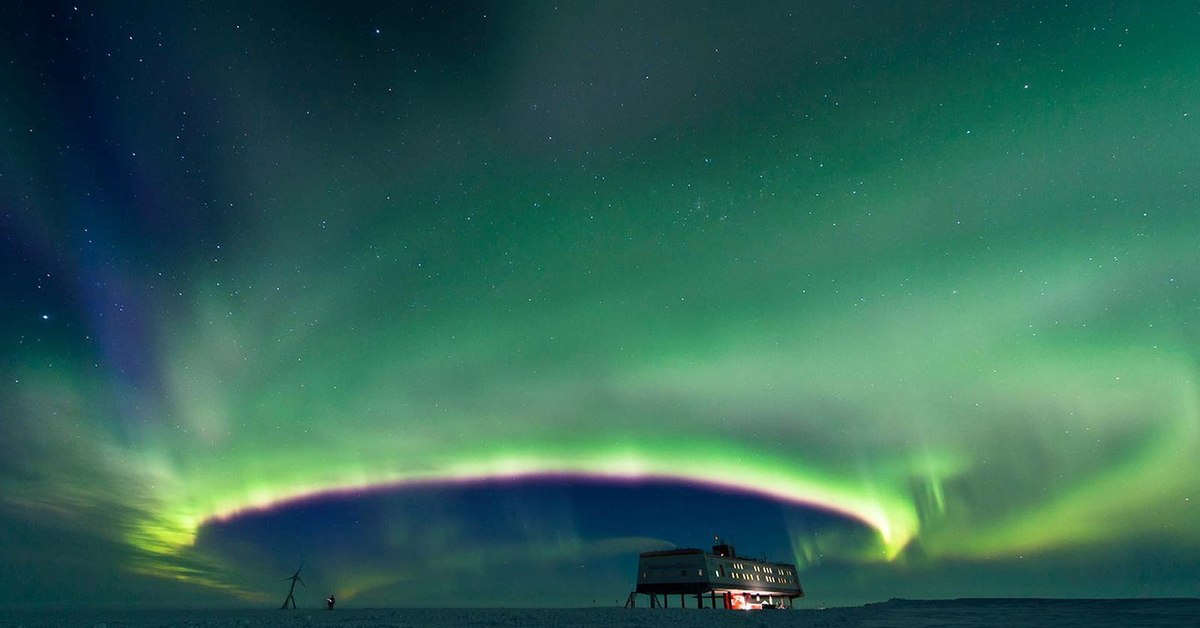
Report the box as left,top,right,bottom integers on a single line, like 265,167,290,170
642,562,796,585
719,564,794,584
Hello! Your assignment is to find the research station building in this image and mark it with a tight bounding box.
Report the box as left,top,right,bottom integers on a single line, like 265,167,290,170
628,540,804,610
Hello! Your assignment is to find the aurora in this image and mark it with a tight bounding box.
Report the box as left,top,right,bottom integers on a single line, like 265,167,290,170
2,0,1199,608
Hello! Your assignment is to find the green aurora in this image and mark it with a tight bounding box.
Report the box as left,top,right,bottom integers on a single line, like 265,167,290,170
2,0,1199,606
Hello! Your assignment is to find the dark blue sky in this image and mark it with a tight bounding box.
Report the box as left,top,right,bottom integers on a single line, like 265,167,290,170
2,0,1199,608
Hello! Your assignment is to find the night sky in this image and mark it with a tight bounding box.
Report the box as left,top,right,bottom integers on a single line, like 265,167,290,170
2,0,1199,609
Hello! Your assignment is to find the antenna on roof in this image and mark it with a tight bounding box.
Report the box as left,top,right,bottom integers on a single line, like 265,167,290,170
279,563,305,609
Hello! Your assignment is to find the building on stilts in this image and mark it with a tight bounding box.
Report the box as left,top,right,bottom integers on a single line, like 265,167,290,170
625,540,803,610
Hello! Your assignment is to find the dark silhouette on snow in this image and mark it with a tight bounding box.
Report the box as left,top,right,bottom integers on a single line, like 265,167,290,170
279,563,305,609
326,594,336,610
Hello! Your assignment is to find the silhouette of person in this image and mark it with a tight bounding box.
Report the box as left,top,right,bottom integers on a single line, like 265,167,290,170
326,594,336,610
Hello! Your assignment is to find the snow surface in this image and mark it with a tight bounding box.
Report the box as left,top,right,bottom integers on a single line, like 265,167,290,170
2,599,1197,628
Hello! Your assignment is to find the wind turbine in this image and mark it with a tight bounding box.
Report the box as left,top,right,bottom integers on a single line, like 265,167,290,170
279,563,305,609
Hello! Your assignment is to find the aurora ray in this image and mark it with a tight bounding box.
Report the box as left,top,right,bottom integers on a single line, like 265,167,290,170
2,0,1199,608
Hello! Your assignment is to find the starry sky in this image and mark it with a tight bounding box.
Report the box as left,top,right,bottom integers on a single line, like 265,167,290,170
2,0,1199,609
